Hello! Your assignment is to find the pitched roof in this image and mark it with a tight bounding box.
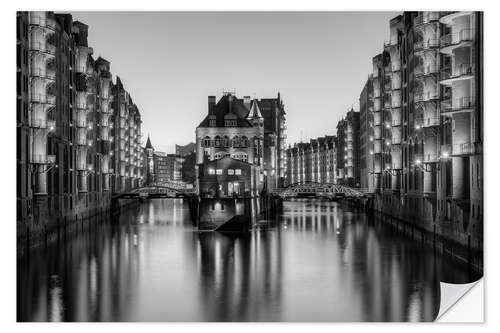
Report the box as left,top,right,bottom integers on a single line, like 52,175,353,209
198,94,253,128
247,99,263,119
145,135,153,149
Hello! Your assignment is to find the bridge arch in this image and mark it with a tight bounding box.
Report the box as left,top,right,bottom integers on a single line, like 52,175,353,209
277,181,366,199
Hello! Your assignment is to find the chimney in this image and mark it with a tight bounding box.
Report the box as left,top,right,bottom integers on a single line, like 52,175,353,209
243,96,251,109
227,94,233,113
208,96,216,114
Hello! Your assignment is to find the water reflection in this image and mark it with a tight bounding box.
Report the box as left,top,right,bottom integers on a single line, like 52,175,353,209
18,199,475,322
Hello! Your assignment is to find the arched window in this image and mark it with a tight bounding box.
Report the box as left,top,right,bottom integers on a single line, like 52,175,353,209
223,136,230,148
232,136,239,148
203,136,211,147
214,136,221,147
240,136,248,148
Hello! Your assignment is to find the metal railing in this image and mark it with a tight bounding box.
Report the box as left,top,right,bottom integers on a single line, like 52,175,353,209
414,38,439,51
31,154,56,164
441,142,481,156
441,96,475,113
414,91,439,103
440,29,474,48
452,63,475,78
30,93,55,105
414,12,440,26
415,64,439,77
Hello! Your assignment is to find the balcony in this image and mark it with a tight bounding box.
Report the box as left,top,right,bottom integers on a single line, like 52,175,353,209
31,118,55,130
415,116,440,128
440,29,474,54
440,96,475,114
440,63,475,85
414,12,440,27
30,66,56,82
439,11,473,25
441,142,481,156
414,64,439,78
30,41,56,56
30,93,55,106
414,91,439,103
423,153,439,163
32,154,56,164
414,38,439,52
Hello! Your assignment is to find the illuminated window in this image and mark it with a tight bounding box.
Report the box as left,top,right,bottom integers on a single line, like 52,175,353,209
216,169,223,175
208,168,215,175
228,169,234,175
235,169,242,175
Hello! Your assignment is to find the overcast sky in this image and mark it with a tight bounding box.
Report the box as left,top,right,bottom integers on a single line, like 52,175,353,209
73,11,398,153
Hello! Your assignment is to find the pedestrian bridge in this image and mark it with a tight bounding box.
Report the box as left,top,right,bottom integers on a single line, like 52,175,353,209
114,181,196,199
273,181,367,200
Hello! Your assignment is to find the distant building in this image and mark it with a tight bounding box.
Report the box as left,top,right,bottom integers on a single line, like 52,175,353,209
175,142,196,157
256,94,287,190
336,109,360,187
286,136,337,185
359,77,375,191
195,93,265,197
165,154,184,181
143,135,155,185
180,152,197,184
153,151,169,183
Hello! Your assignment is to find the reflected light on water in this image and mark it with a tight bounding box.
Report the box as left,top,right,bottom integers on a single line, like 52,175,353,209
17,198,477,322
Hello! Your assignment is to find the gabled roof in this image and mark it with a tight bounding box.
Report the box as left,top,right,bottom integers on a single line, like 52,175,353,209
247,99,263,119
198,94,254,128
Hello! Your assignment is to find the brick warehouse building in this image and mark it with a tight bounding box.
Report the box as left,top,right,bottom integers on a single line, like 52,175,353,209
16,11,144,248
284,12,482,263
361,12,483,256
195,92,287,196
286,136,337,186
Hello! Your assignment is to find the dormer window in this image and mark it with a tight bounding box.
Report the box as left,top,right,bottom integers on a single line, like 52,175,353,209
209,115,216,127
225,119,236,127
224,113,237,127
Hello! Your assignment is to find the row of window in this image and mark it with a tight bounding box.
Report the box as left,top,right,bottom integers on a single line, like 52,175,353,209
208,168,243,176
202,136,262,148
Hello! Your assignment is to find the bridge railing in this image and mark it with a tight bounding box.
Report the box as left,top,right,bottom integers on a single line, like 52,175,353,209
273,182,367,198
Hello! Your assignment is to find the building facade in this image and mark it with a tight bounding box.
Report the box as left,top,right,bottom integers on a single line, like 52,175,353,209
175,142,196,157
286,136,337,186
361,11,482,253
152,151,169,183
17,11,144,247
256,93,287,190
195,93,266,197
335,109,361,187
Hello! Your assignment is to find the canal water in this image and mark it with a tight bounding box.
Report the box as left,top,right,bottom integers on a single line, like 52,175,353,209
17,198,480,322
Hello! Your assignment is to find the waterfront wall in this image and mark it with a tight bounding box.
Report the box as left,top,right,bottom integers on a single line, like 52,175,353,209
364,192,483,272
17,196,139,258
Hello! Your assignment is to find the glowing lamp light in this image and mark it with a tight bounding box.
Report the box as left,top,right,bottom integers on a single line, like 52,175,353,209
386,124,391,129
441,152,449,158
369,137,374,142
49,125,55,132
415,125,421,130
415,159,422,165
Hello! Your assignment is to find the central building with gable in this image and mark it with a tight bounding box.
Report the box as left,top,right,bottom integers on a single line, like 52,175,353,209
195,93,265,198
